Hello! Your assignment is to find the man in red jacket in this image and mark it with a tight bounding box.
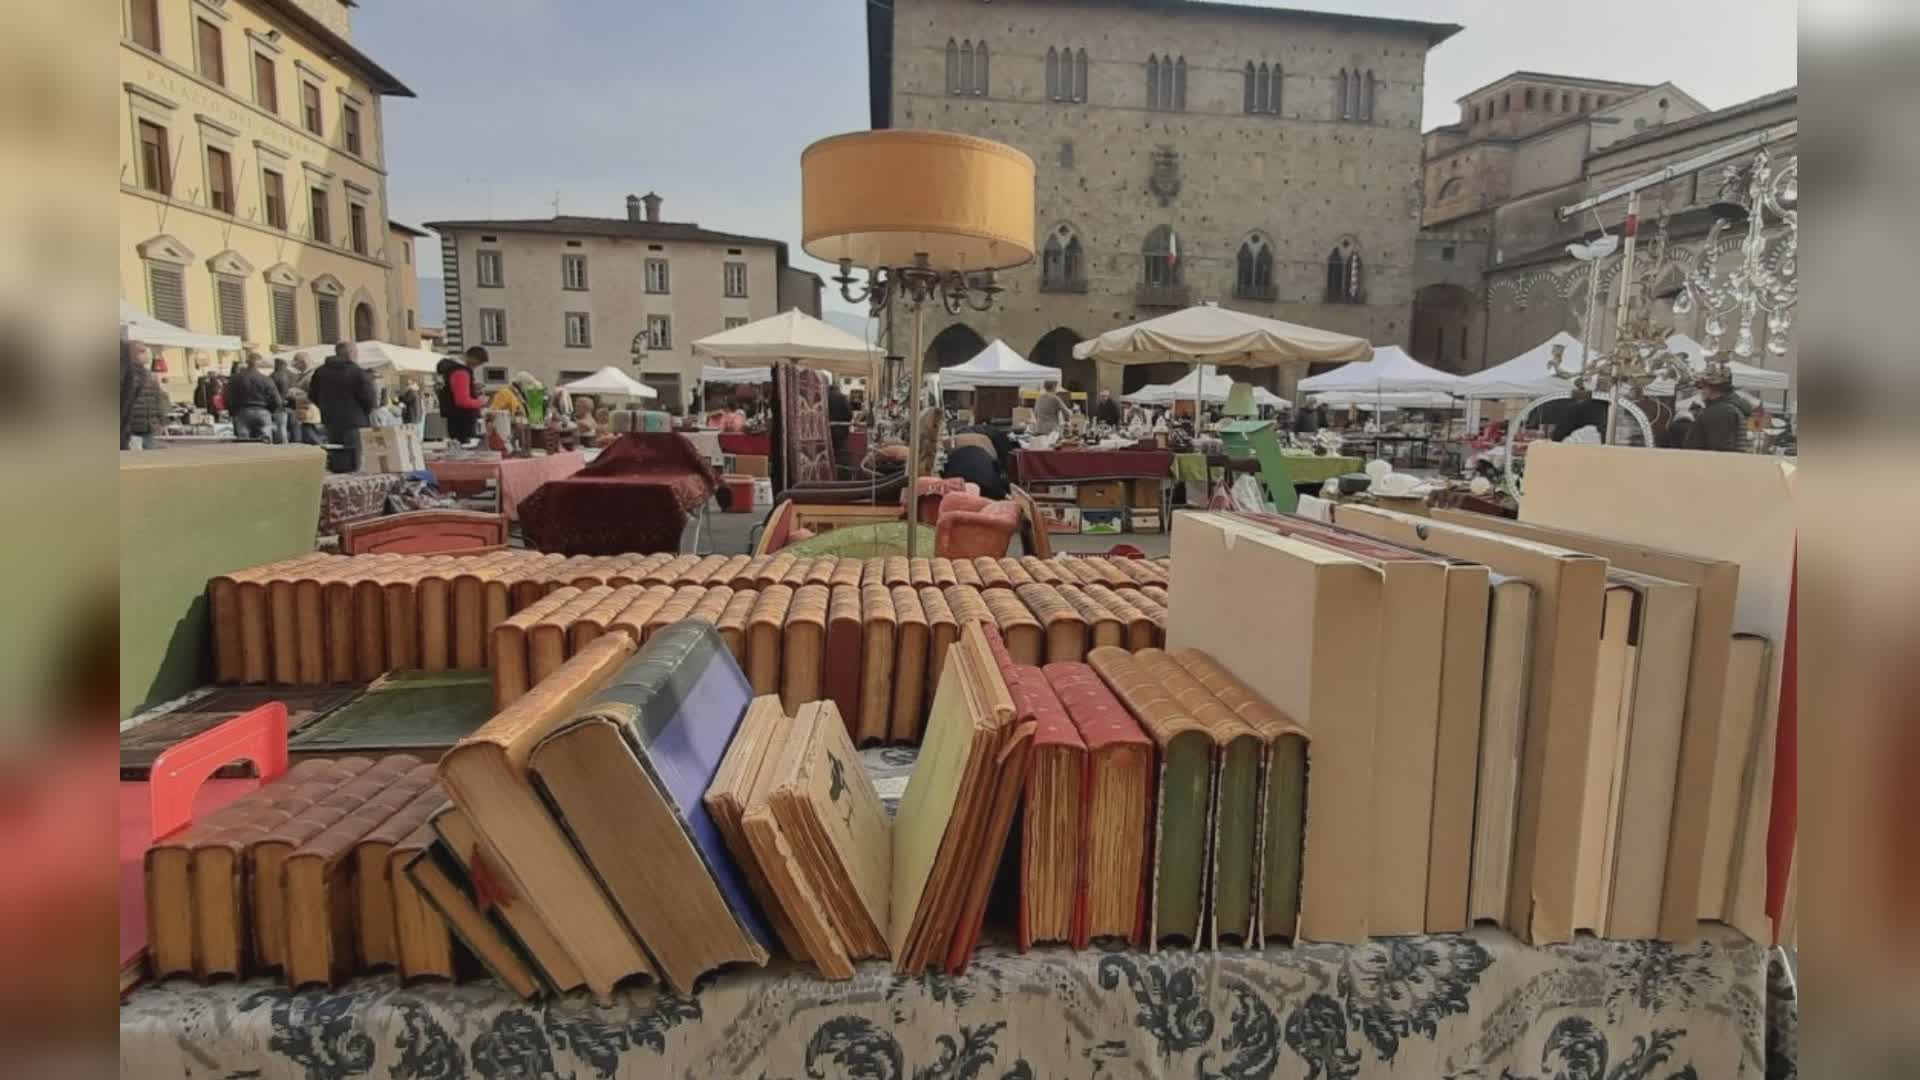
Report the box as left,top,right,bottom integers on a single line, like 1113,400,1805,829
436,346,489,444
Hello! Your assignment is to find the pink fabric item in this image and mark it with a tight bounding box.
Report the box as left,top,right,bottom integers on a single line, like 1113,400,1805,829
935,498,1019,559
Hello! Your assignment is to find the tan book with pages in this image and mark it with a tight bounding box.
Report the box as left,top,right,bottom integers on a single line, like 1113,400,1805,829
353,790,450,972
982,587,1043,665
734,555,772,590
778,555,815,589
569,585,645,653
942,583,992,631
427,804,580,992
782,584,829,713
825,585,865,735
436,632,653,999
608,584,677,643
857,584,897,745
930,557,960,589
998,557,1036,589
1469,575,1537,928
974,557,1012,590
387,820,457,982
804,555,839,588
1019,555,1068,586
1016,583,1087,663
644,584,710,641
1084,583,1159,650
884,556,911,588
909,557,935,588
1706,635,1772,927
688,584,737,627
829,558,865,591
404,833,544,1000
746,585,794,696
890,585,931,743
531,586,614,685
919,586,959,700
716,588,758,666
491,587,581,709
703,696,812,962
1055,583,1125,651
951,557,984,589
760,552,798,588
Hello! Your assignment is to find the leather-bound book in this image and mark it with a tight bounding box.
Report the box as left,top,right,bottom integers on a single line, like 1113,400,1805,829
405,833,545,999
438,632,652,1000
909,557,935,588
745,586,794,696
319,563,360,684
704,554,752,589
1019,556,1068,586
382,568,422,671
529,623,775,993
681,554,729,587
1138,583,1167,606
824,585,865,738
929,557,960,589
951,557,984,589
353,564,391,681
1055,557,1101,588
1014,661,1085,950
428,804,581,993
531,585,615,686
778,556,816,589
570,585,646,653
942,583,993,631
857,584,897,746
1084,583,1159,651
248,755,422,973
354,791,449,971
981,587,1044,666
414,558,458,673
644,553,701,587
1019,583,1089,662
209,555,303,683
1052,584,1123,651
284,765,440,988
973,557,1012,590
883,556,911,589
452,555,517,670
998,558,1036,589
760,553,797,588
703,696,812,962
1126,558,1169,585
890,585,930,744
292,560,342,684
918,586,959,701
829,558,865,591
387,820,458,982
491,587,582,711
1048,662,1154,947
687,584,737,628
267,559,305,683
862,557,889,588
782,585,829,714
607,584,678,643
643,584,710,642
624,552,675,584
734,555,772,590
736,704,851,978
803,555,838,588
716,588,759,667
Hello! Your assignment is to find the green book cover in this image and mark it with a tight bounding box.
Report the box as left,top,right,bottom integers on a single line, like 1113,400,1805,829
1152,732,1216,946
289,670,495,756
1261,736,1309,940
1211,735,1263,945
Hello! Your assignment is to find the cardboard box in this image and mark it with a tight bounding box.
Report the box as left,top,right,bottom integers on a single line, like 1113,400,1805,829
1081,509,1125,536
1032,482,1078,501
733,454,769,478
1129,508,1164,533
1130,478,1164,508
357,426,424,473
1034,503,1082,535
1077,480,1126,509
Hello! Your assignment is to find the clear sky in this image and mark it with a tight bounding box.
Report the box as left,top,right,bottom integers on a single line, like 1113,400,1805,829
359,0,1797,327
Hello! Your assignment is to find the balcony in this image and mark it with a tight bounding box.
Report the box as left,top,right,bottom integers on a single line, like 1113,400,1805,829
1039,276,1088,294
1133,283,1192,308
1233,282,1278,302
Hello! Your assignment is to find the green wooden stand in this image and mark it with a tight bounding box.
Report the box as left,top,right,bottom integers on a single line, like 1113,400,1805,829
1220,420,1297,513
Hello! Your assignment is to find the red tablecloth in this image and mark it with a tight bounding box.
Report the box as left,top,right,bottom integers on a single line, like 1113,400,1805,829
1013,448,1175,483
426,452,586,522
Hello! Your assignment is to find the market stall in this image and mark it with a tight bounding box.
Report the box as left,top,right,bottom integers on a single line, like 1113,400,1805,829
559,365,660,401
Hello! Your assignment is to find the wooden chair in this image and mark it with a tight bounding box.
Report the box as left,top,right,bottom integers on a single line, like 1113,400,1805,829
337,510,508,556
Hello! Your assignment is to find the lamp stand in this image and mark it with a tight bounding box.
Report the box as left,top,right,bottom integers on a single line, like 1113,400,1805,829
905,297,927,560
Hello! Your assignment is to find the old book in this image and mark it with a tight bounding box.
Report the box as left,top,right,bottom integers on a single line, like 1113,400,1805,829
352,566,390,681
1168,649,1312,945
1084,583,1159,651
1574,583,1638,934
890,585,931,744
1056,583,1125,651
1433,507,1741,941
208,555,303,683
531,585,615,686
388,821,458,982
736,706,850,977
890,622,1018,974
570,584,646,653
1706,635,1772,926
734,555,772,590
760,553,797,588
687,583,737,628
437,631,653,1000
857,584,897,746
608,584,678,643
643,585,710,642
1117,557,1167,588
529,623,774,993
1469,576,1536,927
943,627,1038,974
745,585,795,697
383,572,422,671
1014,661,1085,950
782,584,829,714
883,556,911,588
909,557,935,588
491,587,583,710
804,555,839,588
930,557,960,589
1019,555,1068,586
644,553,701,586
716,588,758,666
998,557,1036,589
981,587,1043,665
779,555,816,589
824,584,865,737
1141,584,1168,606
683,554,729,587
829,558,864,591
354,790,452,972
918,587,959,700
755,700,893,962
414,560,455,673
1168,513,1381,944
703,696,812,962
974,557,1012,590
1334,504,1607,944
1596,570,1698,940
1017,583,1088,664
284,764,440,988
942,583,992,631
405,840,544,999
428,804,581,992
1047,662,1154,946
950,557,984,589
452,556,517,670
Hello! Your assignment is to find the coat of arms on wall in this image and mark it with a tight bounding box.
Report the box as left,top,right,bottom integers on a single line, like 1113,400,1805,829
1149,146,1181,206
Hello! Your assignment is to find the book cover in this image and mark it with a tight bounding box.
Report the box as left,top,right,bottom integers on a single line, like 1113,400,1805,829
1046,661,1154,947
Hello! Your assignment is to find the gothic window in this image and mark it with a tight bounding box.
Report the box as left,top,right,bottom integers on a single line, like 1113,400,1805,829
1438,177,1463,200
1147,54,1184,111
1048,46,1088,102
1075,49,1088,102
1041,224,1084,289
948,39,988,95
1047,47,1060,101
1174,57,1186,110
946,39,959,94
1244,61,1279,114
1235,233,1274,298
976,42,988,94
1362,69,1375,121
1503,92,1511,113
1337,67,1348,119
1142,226,1181,287
1146,55,1159,109
1325,238,1364,303
1579,94,1590,111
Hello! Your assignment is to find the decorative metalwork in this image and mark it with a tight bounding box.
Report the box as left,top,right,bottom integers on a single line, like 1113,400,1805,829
1674,149,1798,365
832,254,1002,316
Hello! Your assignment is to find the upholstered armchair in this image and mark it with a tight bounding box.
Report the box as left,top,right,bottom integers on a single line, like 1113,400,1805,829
934,495,1020,559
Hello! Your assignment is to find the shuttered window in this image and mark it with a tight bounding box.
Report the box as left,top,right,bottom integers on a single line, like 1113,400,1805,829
317,295,340,344
271,286,298,347
342,103,363,156
301,82,323,136
309,187,329,244
130,0,160,50
262,169,286,229
215,275,247,338
196,18,224,86
206,147,234,213
253,53,278,113
137,120,170,195
348,202,368,254
148,262,187,327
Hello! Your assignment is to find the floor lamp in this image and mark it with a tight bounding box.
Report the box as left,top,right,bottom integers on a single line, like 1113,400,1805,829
800,131,1035,559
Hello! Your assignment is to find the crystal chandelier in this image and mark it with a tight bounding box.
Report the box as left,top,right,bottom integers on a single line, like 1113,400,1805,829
1674,148,1798,366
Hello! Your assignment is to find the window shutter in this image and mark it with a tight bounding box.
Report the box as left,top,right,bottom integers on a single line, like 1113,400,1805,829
317,295,340,343
272,286,298,346
215,276,247,338
148,263,187,327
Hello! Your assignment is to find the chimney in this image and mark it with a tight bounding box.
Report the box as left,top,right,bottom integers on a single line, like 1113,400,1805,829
625,194,641,222
641,191,662,224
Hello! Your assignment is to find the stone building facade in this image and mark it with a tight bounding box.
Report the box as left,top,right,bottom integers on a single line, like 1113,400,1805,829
119,0,414,397
866,0,1459,399
429,194,818,410
1412,72,1798,390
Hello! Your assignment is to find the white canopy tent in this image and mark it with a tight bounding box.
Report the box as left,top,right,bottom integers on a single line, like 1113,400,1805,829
689,308,882,380
271,340,442,375
1296,345,1466,396
1311,390,1461,411
1655,334,1790,393
560,365,659,400
1252,387,1293,411
1074,302,1372,367
700,364,773,385
1123,364,1234,404
1459,332,1590,400
120,300,241,352
938,338,1061,389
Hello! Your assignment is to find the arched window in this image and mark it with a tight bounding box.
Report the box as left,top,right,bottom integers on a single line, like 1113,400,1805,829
1235,233,1274,298
1173,57,1186,110
1244,63,1256,113
1325,247,1345,301
1325,238,1363,303
1337,67,1349,119
1561,92,1571,113
960,40,974,94
1042,224,1084,290
1363,69,1375,121
1437,176,1463,200
946,39,960,95
1143,226,1181,288
1074,48,1087,101
1146,55,1160,108
1525,88,1536,110
975,42,988,94
1047,47,1060,101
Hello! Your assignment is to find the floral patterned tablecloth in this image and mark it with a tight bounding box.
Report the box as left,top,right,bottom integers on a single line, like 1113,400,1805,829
117,749,1796,1079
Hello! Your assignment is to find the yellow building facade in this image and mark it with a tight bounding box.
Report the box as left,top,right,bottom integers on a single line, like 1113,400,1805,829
118,0,413,395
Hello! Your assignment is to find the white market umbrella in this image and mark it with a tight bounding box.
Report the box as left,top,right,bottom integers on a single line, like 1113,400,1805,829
1074,302,1371,367
1297,345,1465,396
939,338,1061,390
689,307,881,380
1459,332,1590,400
120,300,241,351
561,365,659,400
272,340,441,375
700,364,773,385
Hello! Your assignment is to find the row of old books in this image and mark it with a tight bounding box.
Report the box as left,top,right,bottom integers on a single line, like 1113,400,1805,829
207,550,1166,692
1167,498,1783,945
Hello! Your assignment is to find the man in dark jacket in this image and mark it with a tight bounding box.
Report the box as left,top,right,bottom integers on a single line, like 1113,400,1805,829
226,353,283,441
1683,373,1751,452
308,341,377,469
269,356,295,444
436,347,488,444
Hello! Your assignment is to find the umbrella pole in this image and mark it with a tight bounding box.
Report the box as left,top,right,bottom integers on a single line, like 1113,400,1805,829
906,301,926,560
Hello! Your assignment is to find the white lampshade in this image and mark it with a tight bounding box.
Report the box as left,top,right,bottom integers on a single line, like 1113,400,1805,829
801,130,1037,272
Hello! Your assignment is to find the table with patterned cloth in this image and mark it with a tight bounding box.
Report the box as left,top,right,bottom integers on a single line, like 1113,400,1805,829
517,434,716,555
317,473,400,536
1014,448,1175,484
119,747,1797,1079
425,453,587,522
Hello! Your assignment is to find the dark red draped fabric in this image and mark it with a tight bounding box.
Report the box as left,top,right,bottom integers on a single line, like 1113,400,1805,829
518,433,718,554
